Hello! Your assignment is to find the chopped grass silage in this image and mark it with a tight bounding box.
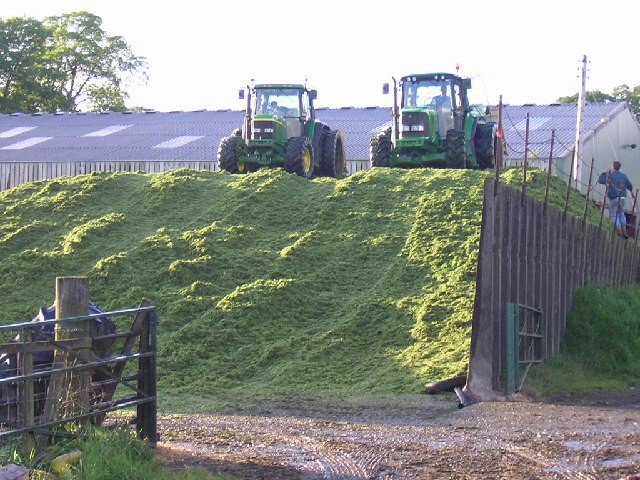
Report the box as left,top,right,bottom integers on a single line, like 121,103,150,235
0,166,612,410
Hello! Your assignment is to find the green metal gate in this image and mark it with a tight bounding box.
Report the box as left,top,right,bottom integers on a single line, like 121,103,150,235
0,302,158,444
505,303,546,395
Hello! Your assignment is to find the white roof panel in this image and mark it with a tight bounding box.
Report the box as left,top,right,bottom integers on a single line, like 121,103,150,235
1,137,52,150
0,126,37,138
153,136,204,148
82,124,133,137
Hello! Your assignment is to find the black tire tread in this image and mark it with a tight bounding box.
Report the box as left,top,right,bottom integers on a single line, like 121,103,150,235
284,137,314,179
321,129,347,178
217,135,245,173
370,127,392,167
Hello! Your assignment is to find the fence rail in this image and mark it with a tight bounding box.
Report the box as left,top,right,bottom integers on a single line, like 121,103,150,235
467,178,639,400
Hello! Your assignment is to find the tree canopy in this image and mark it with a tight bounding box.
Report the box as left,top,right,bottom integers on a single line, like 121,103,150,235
0,11,147,113
558,85,640,119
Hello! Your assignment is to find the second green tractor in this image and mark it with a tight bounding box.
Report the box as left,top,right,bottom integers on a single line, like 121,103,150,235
371,72,496,169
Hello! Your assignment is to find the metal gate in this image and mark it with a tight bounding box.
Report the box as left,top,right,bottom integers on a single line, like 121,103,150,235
504,303,546,395
0,301,157,444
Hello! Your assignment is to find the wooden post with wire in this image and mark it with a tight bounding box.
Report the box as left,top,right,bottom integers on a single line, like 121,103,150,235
563,147,575,220
521,113,530,205
631,189,639,241
582,158,595,223
543,130,555,214
41,277,90,428
495,96,503,192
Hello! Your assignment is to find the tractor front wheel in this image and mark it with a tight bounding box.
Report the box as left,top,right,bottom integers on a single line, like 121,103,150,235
218,135,247,173
285,137,314,179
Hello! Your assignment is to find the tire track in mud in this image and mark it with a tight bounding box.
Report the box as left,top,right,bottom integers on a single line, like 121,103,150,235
506,445,600,480
294,438,380,479
153,394,640,480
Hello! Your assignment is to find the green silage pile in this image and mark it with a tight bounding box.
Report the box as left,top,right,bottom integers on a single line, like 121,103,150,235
0,167,598,409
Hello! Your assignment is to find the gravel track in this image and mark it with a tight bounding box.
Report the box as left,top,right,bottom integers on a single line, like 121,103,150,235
153,390,640,479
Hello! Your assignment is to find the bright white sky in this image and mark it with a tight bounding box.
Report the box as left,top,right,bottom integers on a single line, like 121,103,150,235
3,0,638,112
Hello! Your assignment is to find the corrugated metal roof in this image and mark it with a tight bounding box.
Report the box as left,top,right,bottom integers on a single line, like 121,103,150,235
498,103,628,161
0,103,629,164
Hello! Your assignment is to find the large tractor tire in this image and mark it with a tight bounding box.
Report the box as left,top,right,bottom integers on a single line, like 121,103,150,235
284,137,314,179
217,135,248,173
474,122,496,169
445,130,467,169
370,127,392,167
321,129,347,178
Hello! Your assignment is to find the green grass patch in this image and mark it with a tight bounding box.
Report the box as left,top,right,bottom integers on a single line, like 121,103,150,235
0,426,232,479
524,283,640,397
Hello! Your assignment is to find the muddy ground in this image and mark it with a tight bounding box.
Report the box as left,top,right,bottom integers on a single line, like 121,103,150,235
154,388,640,479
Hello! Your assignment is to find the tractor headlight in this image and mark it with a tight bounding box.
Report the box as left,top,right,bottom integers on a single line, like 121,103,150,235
402,124,425,132
264,128,274,133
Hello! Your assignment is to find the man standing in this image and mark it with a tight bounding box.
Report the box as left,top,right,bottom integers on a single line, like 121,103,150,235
598,161,634,238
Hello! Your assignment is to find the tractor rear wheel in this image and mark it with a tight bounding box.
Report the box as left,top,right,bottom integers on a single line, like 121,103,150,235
474,122,496,169
218,135,247,173
370,127,391,167
445,130,467,169
321,130,347,178
285,137,314,179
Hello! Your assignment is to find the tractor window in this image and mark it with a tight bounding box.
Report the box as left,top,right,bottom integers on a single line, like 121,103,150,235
402,80,452,108
255,89,301,116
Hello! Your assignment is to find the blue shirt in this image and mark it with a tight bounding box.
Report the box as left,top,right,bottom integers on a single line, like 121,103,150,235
598,170,633,199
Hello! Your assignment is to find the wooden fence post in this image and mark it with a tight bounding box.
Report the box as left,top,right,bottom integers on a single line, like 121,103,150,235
42,277,89,426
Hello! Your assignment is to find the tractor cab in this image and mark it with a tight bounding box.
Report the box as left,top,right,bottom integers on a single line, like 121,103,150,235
240,84,316,140
254,88,305,138
397,73,471,139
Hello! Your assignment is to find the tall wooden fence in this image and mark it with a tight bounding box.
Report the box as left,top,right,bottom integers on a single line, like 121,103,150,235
0,160,372,191
466,178,640,400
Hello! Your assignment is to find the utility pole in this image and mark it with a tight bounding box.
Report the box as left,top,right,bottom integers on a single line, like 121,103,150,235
573,55,587,190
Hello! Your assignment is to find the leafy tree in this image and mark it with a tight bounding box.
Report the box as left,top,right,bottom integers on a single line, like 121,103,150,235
611,84,640,119
0,11,147,113
558,85,640,119
556,90,615,104
0,16,53,113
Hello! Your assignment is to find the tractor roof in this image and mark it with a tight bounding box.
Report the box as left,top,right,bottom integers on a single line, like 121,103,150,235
254,84,307,90
400,73,464,82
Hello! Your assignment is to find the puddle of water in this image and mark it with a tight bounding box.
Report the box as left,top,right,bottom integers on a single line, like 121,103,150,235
563,440,601,451
601,454,640,468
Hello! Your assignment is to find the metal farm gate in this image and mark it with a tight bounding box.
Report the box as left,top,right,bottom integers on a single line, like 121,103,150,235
0,293,157,445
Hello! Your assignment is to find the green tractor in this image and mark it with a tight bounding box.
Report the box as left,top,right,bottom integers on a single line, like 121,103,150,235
371,72,496,169
218,83,347,179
